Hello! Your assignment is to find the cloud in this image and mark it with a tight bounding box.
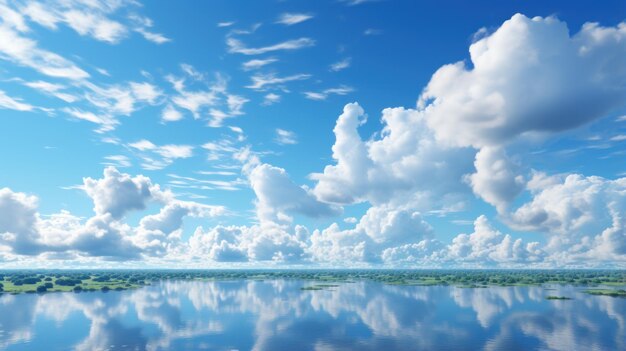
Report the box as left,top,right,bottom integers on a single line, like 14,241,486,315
0,90,34,111
166,68,247,126
274,129,297,145
171,89,218,118
310,205,434,263
20,1,168,44
0,168,225,260
311,103,473,209
62,108,118,133
242,58,278,71
136,201,225,256
446,215,545,264
0,187,142,259
506,172,626,262
167,173,246,192
136,28,170,44
58,80,165,133
102,155,131,168
418,14,626,148
244,224,308,262
249,163,341,223
304,86,353,100
0,26,89,80
157,145,193,159
466,147,525,212
0,187,42,255
217,21,234,28
128,140,194,170
189,223,307,262
0,1,163,90
246,73,311,90
227,37,315,55
188,225,247,261
0,2,30,31
340,0,378,5
363,28,382,35
202,139,241,162
129,82,162,104
275,13,314,26
83,167,168,219
22,80,77,102
130,15,171,44
262,93,281,105
229,23,262,36
161,104,183,122
61,10,127,43
129,139,157,151
330,58,351,72
610,134,626,141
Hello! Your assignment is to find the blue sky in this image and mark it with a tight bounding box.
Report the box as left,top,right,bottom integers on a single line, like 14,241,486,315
0,0,625,267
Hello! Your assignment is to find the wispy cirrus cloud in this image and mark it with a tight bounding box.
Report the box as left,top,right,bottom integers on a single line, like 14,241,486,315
0,26,89,80
129,14,171,44
168,173,246,191
20,1,169,44
62,108,118,133
364,28,382,35
22,80,78,103
102,155,131,168
275,13,314,26
0,90,35,111
303,86,353,100
165,66,248,126
246,73,311,90
242,58,278,71
330,58,351,72
340,0,380,6
262,93,281,106
610,135,626,141
275,129,297,145
128,139,194,170
227,37,315,55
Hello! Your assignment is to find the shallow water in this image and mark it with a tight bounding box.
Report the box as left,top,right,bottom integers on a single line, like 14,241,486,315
0,280,624,350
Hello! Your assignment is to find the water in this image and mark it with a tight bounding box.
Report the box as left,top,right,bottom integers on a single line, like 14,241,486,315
0,280,624,350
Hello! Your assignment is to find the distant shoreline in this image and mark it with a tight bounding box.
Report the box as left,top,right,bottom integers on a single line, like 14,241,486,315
2,270,625,296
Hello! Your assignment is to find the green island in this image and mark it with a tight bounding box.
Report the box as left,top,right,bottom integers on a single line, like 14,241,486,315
546,296,572,300
0,272,149,294
582,289,626,297
0,270,624,296
301,284,340,291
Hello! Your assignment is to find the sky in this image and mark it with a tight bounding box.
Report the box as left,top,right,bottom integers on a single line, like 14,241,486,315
0,0,625,268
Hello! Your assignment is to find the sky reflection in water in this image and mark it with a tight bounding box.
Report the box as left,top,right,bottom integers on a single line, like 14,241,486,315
0,280,625,351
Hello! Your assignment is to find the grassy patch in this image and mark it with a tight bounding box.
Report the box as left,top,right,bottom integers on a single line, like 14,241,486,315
1,274,146,294
583,289,626,297
457,284,488,288
546,295,572,300
301,283,340,291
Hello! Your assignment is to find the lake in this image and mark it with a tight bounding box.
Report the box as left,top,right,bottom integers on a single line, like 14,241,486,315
0,279,624,350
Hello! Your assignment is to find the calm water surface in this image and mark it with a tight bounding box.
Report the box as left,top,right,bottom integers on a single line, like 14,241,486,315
0,280,624,350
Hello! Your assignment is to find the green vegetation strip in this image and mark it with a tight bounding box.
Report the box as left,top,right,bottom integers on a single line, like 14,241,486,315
0,269,624,295
301,284,340,291
546,296,572,300
583,289,626,297
0,273,148,294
